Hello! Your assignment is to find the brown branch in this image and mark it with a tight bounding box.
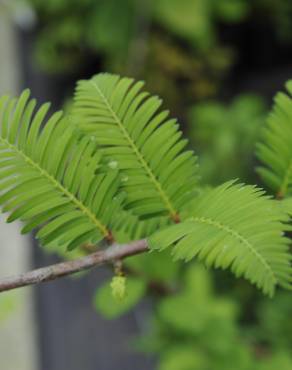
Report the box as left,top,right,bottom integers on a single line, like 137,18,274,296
0,239,148,293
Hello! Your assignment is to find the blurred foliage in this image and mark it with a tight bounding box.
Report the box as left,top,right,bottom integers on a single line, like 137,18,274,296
0,291,18,323
94,277,146,319
22,0,139,72
20,0,292,121
188,94,267,184
156,265,238,336
18,0,292,107
21,0,292,120
12,0,292,121
257,292,292,350
125,250,180,284
153,0,249,49
23,0,246,73
132,264,292,370
141,33,233,111
256,0,292,42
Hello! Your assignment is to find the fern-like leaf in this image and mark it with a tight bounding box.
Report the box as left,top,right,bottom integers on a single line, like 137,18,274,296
0,90,128,250
277,197,292,216
73,73,199,221
149,181,292,296
257,81,292,197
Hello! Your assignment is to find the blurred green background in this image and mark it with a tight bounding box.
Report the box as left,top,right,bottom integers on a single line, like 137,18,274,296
1,0,292,369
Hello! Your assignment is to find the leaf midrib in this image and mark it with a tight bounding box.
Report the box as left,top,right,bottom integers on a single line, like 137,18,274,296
0,136,109,238
90,80,178,220
191,216,276,283
279,159,292,197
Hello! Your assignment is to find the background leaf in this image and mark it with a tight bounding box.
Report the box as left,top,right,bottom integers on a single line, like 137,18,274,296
94,277,146,319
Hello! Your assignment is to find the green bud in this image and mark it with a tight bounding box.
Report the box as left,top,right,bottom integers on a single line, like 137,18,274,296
110,276,126,301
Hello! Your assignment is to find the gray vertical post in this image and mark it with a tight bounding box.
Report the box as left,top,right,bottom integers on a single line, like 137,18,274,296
0,8,38,370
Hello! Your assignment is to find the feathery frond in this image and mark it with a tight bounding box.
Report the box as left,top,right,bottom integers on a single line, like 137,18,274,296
257,81,292,197
0,90,128,250
277,197,292,216
149,181,292,296
73,73,199,221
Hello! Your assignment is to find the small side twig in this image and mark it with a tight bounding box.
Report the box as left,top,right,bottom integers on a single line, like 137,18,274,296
0,239,148,293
